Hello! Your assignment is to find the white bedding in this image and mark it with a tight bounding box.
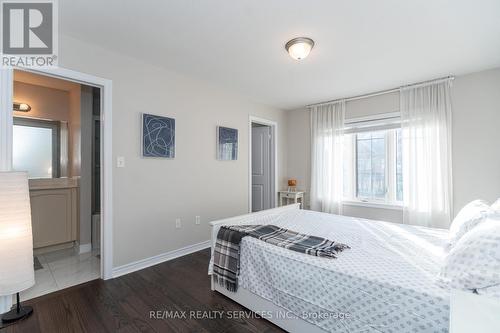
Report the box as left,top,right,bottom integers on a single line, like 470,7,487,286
210,209,451,333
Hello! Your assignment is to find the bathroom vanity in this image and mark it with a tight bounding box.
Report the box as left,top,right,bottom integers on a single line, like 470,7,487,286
29,178,79,252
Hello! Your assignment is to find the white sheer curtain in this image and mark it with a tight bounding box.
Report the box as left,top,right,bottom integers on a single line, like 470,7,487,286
400,79,453,228
310,101,345,214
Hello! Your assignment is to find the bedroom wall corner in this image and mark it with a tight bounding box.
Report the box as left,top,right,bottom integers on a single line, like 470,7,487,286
286,108,311,208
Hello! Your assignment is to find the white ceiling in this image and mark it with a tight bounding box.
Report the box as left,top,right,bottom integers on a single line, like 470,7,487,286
60,0,500,110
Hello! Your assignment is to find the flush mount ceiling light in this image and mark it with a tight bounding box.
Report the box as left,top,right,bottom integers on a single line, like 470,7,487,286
285,37,314,60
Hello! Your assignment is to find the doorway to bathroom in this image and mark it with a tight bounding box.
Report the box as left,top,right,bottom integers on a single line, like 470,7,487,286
0,67,113,307
12,70,100,300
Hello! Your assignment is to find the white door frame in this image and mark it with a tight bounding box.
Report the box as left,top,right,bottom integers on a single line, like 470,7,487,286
249,115,278,212
0,66,113,280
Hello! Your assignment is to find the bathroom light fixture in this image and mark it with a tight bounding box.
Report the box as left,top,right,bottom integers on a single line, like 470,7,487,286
13,102,31,112
285,37,314,60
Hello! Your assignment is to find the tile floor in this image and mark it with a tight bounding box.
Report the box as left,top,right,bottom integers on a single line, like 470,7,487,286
20,247,100,301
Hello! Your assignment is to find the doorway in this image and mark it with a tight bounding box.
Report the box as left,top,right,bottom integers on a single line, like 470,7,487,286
0,67,112,307
249,116,277,212
11,71,101,300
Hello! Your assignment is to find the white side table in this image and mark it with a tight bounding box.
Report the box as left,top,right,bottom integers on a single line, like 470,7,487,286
278,191,305,208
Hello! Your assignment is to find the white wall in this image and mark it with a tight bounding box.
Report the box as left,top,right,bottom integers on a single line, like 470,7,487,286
286,108,311,205
287,68,500,224
452,68,500,214
58,35,287,267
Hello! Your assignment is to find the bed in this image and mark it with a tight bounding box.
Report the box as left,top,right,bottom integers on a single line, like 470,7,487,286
209,204,451,333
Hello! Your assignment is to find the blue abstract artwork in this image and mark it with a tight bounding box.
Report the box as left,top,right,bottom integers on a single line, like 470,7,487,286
142,113,175,158
217,126,238,160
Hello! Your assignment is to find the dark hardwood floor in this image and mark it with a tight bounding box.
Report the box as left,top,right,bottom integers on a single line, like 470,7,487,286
1,249,284,333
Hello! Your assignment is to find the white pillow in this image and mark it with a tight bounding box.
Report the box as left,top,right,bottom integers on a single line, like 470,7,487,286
491,198,500,212
448,200,491,247
439,216,500,293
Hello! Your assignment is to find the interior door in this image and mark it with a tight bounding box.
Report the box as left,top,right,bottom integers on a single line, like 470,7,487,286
252,125,271,212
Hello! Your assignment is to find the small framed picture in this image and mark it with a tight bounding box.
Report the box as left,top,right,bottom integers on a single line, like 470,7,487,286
142,113,175,158
217,126,238,160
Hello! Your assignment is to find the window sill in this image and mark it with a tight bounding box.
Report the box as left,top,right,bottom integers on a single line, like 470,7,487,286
342,200,403,211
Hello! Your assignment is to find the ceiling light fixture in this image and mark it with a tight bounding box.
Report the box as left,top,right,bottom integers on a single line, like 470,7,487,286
285,37,314,60
13,103,31,112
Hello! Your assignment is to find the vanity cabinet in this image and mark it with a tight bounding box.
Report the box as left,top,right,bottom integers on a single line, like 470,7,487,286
29,179,79,249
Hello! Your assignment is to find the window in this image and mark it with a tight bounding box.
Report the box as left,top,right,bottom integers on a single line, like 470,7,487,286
344,125,402,205
13,118,60,179
356,131,386,199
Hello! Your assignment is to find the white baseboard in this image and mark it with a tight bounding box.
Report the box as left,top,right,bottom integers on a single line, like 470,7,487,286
79,243,92,254
112,240,211,278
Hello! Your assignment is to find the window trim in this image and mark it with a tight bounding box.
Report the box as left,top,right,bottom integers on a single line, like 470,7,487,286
342,199,403,211
344,111,400,134
13,116,61,178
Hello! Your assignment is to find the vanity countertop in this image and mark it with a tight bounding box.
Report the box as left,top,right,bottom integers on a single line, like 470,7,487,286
29,177,79,190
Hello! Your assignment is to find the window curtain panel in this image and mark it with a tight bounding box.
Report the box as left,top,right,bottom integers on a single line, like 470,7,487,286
400,80,453,228
310,101,345,214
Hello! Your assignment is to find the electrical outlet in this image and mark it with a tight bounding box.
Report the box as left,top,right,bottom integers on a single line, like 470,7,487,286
195,216,201,225
175,218,181,229
117,156,125,168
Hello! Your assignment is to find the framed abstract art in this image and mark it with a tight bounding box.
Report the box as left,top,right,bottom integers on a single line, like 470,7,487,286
217,126,238,160
142,113,175,158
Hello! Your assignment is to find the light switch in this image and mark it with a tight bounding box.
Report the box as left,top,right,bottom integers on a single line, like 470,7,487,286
195,216,201,225
117,156,125,168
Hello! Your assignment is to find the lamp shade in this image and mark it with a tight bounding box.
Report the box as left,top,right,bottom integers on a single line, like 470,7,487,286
0,172,34,296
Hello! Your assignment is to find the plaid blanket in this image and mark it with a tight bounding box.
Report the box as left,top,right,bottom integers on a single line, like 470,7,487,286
212,224,350,292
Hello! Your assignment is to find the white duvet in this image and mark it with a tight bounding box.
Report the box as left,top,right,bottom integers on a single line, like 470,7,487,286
211,209,451,333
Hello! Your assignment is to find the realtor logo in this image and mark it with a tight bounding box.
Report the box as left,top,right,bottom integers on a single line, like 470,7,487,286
1,0,58,67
